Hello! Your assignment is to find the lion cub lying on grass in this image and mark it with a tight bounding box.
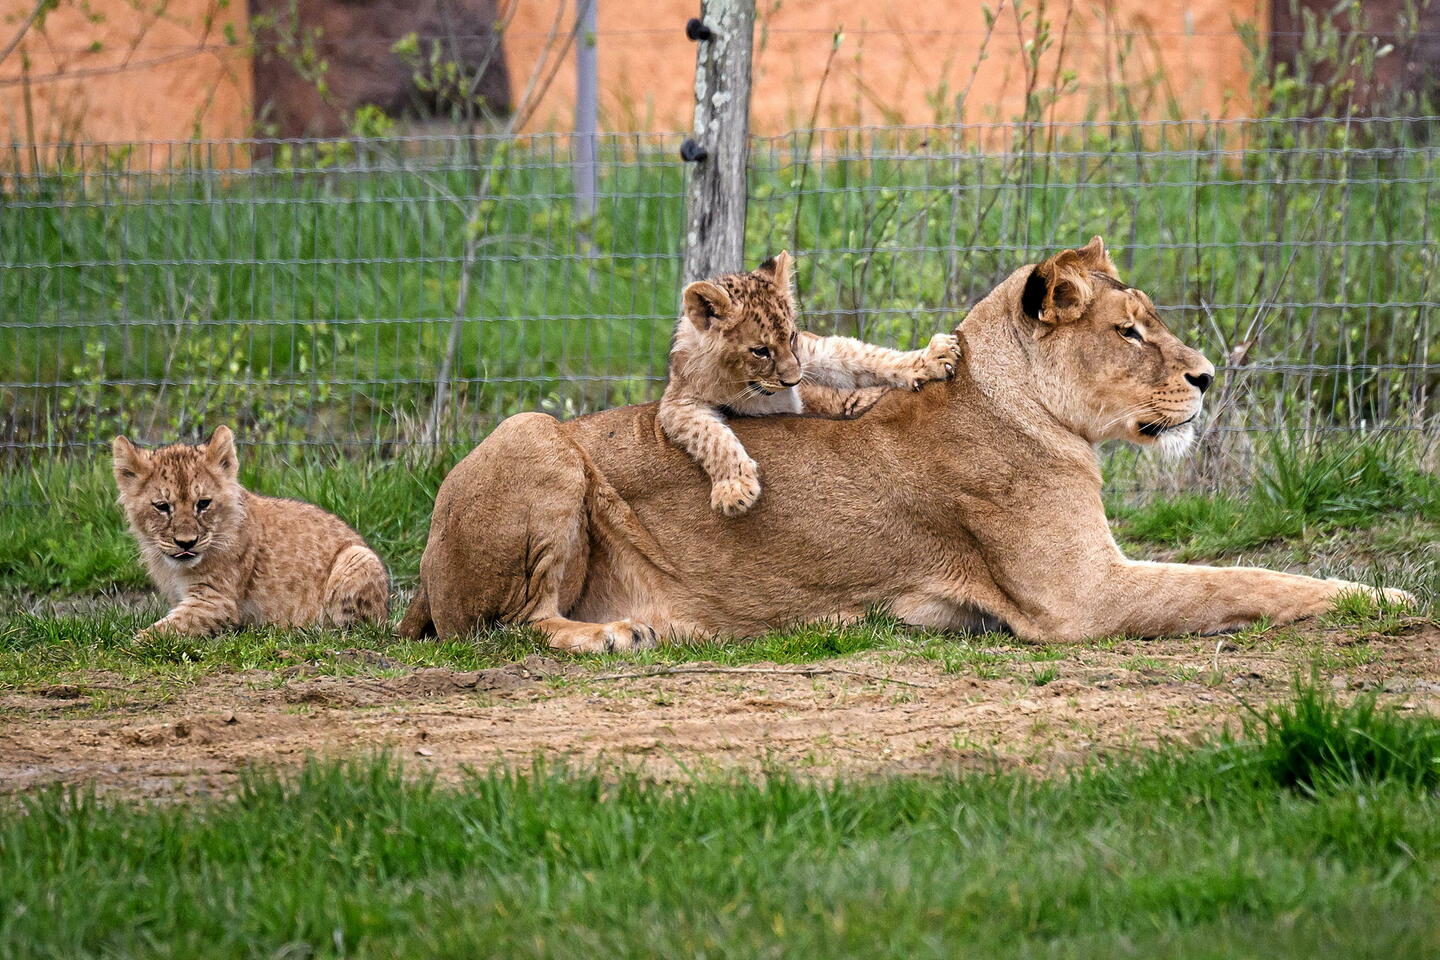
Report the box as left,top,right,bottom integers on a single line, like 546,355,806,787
112,426,389,640
660,251,961,515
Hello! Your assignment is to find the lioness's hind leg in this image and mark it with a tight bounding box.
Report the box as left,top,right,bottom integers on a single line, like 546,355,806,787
325,544,390,626
531,616,659,654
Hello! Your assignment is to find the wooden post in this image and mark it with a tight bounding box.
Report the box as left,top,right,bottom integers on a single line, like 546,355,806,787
574,0,599,222
681,0,755,284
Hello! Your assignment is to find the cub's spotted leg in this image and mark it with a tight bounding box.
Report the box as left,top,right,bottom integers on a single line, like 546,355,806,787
657,396,762,516
797,383,890,419
137,587,239,641
324,544,391,627
799,331,961,391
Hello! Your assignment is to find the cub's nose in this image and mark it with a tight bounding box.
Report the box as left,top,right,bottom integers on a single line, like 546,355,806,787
779,378,800,388
1185,371,1213,394
174,537,198,550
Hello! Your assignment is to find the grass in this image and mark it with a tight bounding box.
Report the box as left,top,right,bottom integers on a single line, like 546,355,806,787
1,684,1438,958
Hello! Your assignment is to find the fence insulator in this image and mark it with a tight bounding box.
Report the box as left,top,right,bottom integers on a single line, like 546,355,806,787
685,18,713,41
679,139,709,162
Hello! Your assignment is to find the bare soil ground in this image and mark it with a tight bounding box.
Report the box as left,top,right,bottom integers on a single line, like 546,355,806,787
4,620,1438,799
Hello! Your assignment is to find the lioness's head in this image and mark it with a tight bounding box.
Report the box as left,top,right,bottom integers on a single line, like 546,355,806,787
680,252,803,394
1014,237,1215,455
112,425,245,567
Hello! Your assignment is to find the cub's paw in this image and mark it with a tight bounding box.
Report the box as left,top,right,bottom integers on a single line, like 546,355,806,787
710,467,762,516
907,333,962,389
841,386,890,419
134,622,173,643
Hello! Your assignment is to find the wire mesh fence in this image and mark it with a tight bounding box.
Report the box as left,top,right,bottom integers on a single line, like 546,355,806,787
2,116,1437,496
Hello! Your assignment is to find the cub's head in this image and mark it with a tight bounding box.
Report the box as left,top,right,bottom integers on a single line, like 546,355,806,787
112,425,245,566
681,251,802,395
1018,237,1215,456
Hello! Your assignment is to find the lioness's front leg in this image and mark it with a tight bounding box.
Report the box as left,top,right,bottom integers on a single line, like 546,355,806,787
657,396,761,516
798,331,961,391
1040,560,1412,641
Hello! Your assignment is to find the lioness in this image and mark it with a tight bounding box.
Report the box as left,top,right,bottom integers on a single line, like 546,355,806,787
399,237,1409,651
113,426,390,639
660,250,961,515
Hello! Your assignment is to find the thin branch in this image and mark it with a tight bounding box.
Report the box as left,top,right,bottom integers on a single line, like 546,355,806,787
587,665,933,688
0,0,50,67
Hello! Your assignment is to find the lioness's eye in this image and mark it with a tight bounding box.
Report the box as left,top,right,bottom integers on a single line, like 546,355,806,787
751,346,771,359
1118,324,1145,343
152,501,171,514
196,498,212,513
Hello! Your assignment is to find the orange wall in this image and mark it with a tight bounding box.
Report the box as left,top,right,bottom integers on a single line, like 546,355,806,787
0,0,1264,153
0,0,251,150
506,0,1266,133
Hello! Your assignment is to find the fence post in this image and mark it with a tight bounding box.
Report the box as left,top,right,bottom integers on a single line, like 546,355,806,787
574,0,599,223
681,0,755,283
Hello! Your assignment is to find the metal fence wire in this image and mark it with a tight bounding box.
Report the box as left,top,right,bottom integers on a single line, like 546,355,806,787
2,116,1437,490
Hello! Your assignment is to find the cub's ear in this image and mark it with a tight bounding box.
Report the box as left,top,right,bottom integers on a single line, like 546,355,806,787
1077,235,1119,279
682,280,735,331
112,435,150,487
754,250,794,290
1021,247,1095,326
203,425,239,478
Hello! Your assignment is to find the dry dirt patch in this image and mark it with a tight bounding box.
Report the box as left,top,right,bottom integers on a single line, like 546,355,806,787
3,623,1438,798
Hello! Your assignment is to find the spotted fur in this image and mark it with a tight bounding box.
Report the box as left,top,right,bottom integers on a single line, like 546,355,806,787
112,426,390,640
659,251,962,515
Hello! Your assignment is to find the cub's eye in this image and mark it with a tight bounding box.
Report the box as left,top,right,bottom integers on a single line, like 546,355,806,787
751,346,771,359
196,498,212,513
1118,324,1145,343
152,501,171,514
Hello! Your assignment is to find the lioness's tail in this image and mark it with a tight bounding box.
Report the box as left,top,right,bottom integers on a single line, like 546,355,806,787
396,583,435,639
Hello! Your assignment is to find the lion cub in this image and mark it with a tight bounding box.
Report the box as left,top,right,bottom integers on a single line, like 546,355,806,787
112,426,389,640
659,251,961,516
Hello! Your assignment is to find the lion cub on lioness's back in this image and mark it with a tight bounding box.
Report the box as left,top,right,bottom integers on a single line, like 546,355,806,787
113,425,389,640
659,251,961,515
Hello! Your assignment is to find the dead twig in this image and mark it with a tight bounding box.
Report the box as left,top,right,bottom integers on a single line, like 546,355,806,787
587,665,932,689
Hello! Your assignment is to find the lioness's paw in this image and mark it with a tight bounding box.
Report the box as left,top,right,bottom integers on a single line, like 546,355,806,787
1381,587,1418,608
548,619,659,654
907,333,962,389
711,470,762,516
604,620,659,653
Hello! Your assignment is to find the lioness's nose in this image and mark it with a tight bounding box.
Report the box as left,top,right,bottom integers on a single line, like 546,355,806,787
1185,371,1213,394
780,377,800,388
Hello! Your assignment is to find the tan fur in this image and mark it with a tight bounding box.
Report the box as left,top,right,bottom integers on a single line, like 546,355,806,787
658,251,961,515
112,426,389,639
399,237,1411,653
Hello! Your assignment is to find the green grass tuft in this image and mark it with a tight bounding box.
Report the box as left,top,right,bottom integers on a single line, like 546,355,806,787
1236,680,1440,795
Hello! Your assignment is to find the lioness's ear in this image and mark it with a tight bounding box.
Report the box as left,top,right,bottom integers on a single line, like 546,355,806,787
1077,235,1119,279
754,250,793,290
682,280,735,332
203,425,239,478
112,435,150,487
1021,248,1095,325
